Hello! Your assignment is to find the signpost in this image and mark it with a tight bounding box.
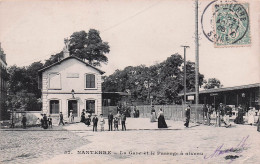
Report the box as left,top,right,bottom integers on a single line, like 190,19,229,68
187,95,194,101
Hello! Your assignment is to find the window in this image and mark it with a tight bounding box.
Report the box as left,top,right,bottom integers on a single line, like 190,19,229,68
85,74,95,88
86,100,95,113
49,73,61,89
50,100,59,114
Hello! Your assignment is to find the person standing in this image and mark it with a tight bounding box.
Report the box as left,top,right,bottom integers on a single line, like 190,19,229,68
43,114,48,129
99,114,105,131
40,114,44,128
21,114,27,129
235,105,244,124
121,113,126,131
85,115,91,126
206,104,212,125
136,108,139,118
184,105,191,128
36,118,41,127
116,111,121,125
218,103,225,127
108,112,113,131
150,106,156,122
224,105,232,128
257,111,260,132
92,114,98,132
69,111,74,123
158,108,168,128
132,108,136,118
48,115,52,128
247,107,254,126
114,116,119,131
202,104,208,124
59,112,65,126
81,110,86,123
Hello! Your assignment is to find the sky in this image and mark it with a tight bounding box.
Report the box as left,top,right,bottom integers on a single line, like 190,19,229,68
0,0,259,87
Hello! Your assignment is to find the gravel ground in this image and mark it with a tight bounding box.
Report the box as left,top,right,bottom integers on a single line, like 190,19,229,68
42,118,260,164
0,126,87,164
1,118,259,164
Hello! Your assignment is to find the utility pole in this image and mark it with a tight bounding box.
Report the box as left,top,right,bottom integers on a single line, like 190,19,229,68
181,45,190,106
195,0,200,122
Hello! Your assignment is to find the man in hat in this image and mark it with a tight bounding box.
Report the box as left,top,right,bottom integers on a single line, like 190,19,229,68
121,112,126,131
59,112,65,126
43,114,48,129
218,103,224,127
92,114,98,132
184,105,191,128
21,114,27,129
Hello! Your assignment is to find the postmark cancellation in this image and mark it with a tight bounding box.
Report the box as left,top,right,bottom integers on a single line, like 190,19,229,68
213,2,251,47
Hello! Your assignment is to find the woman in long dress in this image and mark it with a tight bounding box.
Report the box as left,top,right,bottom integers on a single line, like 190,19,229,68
247,108,254,125
235,105,244,124
150,106,156,122
157,108,167,128
99,114,105,131
116,111,121,125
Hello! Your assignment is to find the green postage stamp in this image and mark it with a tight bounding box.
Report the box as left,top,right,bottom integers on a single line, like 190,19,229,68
213,3,251,47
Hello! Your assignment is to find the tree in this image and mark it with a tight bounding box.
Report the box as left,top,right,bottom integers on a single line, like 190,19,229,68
44,51,63,67
184,61,204,92
6,61,43,111
43,29,110,67
102,53,205,105
203,78,223,89
69,29,110,66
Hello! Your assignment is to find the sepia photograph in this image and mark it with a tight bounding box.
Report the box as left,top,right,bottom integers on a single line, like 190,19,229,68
0,0,259,163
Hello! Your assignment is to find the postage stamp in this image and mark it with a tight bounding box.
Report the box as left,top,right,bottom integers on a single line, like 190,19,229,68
213,3,251,47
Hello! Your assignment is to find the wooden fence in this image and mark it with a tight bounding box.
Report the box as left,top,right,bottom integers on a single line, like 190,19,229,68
102,104,204,122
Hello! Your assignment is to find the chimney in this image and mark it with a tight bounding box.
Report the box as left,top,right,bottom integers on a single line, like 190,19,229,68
62,38,70,59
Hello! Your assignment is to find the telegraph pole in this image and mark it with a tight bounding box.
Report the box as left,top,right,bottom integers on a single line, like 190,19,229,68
181,46,190,105
195,0,199,122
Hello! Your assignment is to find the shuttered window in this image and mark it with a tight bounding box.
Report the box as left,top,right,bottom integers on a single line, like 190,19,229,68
86,74,95,88
49,73,61,89
86,100,95,113
50,100,59,114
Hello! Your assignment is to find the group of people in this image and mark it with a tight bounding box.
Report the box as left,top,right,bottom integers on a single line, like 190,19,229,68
150,106,168,128
131,107,140,118
80,110,127,132
36,113,53,129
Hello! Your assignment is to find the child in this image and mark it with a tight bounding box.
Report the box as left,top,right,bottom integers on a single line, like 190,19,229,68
36,118,41,127
114,117,119,131
48,115,52,128
85,115,91,126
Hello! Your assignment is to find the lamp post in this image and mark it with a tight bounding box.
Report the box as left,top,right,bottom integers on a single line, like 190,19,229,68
71,89,75,99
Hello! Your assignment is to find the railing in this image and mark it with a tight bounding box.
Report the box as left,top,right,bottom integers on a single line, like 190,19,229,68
102,104,204,123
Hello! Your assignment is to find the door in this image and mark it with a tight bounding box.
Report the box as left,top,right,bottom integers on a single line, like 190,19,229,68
68,100,78,117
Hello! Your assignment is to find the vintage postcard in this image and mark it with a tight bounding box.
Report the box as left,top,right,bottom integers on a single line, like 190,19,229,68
0,0,259,164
